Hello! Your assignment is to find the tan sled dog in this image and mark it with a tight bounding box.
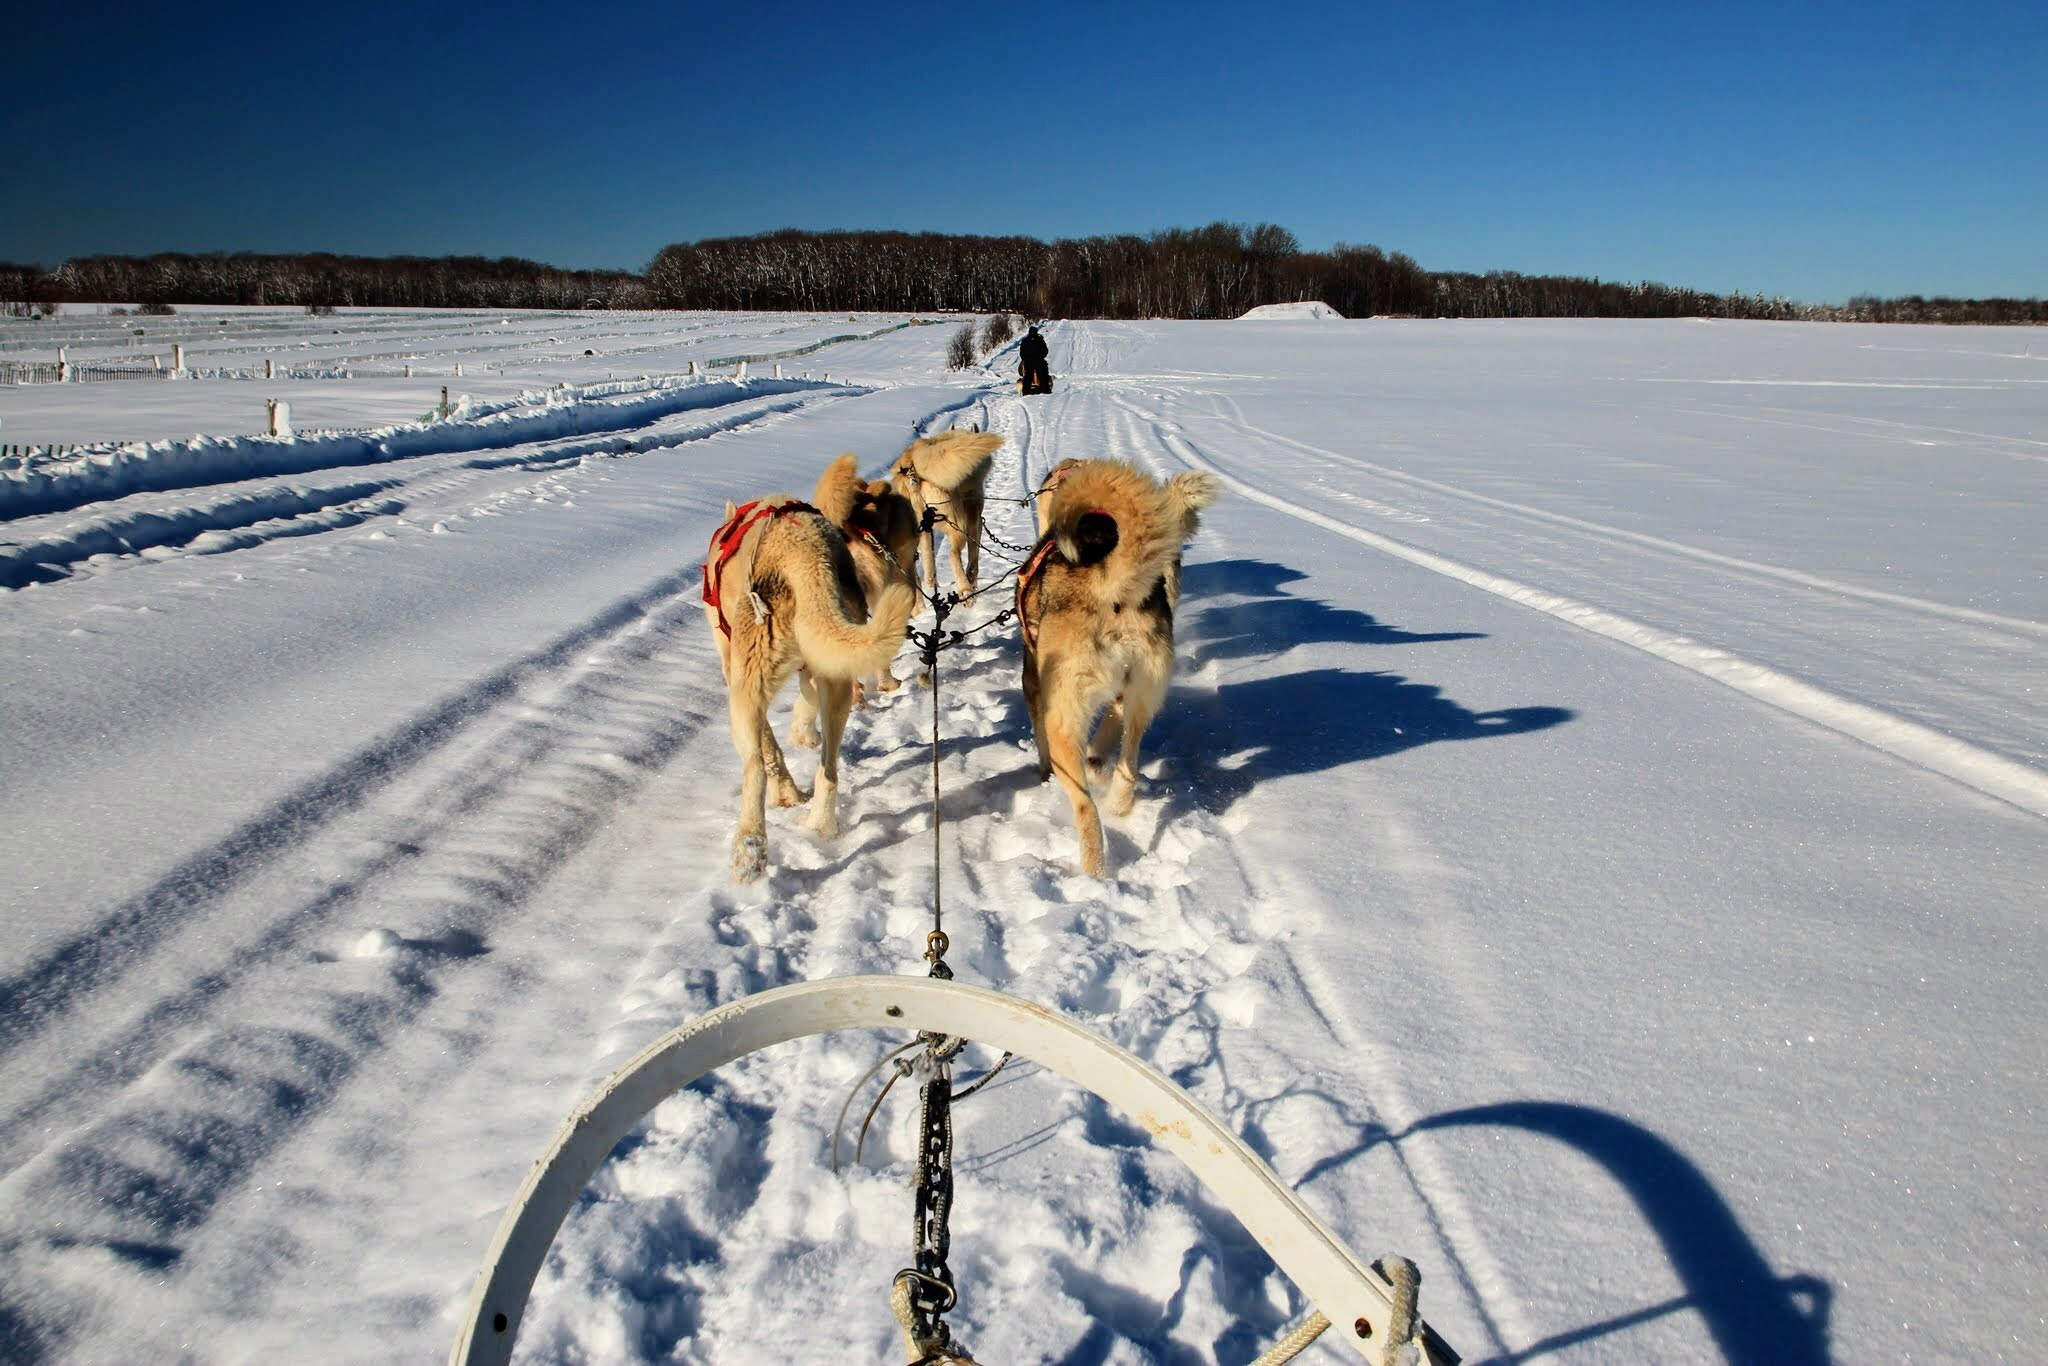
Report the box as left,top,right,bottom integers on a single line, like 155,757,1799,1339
1017,459,1220,876
789,453,922,746
702,492,917,881
890,428,1004,598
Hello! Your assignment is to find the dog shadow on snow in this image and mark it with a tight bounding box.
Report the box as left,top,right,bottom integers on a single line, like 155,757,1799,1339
1147,559,1572,818
1180,559,1485,667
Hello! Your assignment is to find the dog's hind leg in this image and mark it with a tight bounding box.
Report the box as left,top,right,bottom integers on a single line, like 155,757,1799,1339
1022,649,1053,781
946,527,972,599
1104,691,1158,819
726,688,771,882
961,498,984,595
806,675,854,839
1088,701,1125,774
919,521,940,598
1043,706,1105,876
789,668,821,749
761,721,807,809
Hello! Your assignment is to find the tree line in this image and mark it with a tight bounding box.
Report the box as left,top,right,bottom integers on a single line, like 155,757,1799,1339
0,252,646,312
3,229,2039,323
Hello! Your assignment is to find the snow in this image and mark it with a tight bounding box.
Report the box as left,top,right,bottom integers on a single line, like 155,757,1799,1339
1,310,2044,1363
1239,301,1344,320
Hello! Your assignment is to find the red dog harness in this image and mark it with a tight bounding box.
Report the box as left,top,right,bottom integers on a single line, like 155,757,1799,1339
702,498,819,637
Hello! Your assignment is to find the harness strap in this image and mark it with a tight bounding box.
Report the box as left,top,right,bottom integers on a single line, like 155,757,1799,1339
1035,463,1072,500
701,498,819,637
1014,536,1062,652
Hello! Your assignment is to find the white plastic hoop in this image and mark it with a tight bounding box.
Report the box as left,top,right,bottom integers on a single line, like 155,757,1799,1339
450,975,1450,1364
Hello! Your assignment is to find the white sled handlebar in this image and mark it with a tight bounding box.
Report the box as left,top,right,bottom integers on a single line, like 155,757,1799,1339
450,975,1453,1364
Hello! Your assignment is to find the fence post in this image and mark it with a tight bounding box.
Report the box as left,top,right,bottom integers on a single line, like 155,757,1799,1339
441,386,450,420
267,398,292,437
266,357,275,379
58,347,70,382
687,359,698,376
455,363,463,377
735,361,747,380
405,364,412,378
773,362,783,379
172,344,185,375
153,354,163,373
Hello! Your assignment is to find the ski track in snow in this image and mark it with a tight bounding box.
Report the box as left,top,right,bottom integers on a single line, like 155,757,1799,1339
0,385,861,589
0,570,721,1306
1086,381,2048,814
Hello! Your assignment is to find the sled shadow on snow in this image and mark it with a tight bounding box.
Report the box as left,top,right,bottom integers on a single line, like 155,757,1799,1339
1033,1094,1831,1364
1280,1100,1833,1365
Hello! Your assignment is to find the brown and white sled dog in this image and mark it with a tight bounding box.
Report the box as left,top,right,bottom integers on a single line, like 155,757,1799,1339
702,492,917,881
1017,459,1220,876
889,428,1004,598
788,453,922,746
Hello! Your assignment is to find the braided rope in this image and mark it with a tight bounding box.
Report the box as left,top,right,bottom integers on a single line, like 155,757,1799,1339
1249,1311,1330,1366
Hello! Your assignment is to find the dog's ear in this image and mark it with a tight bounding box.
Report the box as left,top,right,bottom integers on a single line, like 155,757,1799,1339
724,499,738,518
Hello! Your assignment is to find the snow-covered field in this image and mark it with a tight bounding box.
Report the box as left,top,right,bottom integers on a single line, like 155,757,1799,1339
2,310,2043,1363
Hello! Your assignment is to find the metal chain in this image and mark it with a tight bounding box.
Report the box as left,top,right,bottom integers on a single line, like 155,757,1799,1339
893,1054,959,1358
893,503,969,1358
978,520,1038,557
880,489,1040,1361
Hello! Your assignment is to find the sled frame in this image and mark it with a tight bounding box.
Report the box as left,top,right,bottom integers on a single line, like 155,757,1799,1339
449,975,1455,1364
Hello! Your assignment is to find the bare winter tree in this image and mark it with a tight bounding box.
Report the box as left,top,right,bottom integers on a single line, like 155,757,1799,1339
946,320,979,370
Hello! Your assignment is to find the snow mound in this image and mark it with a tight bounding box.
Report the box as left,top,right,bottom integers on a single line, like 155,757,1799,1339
1238,300,1344,320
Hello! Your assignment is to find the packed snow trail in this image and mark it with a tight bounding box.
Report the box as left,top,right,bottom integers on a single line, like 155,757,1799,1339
1,314,2043,1362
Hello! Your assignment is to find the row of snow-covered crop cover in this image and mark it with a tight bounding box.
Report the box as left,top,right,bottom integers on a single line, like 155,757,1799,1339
0,373,814,501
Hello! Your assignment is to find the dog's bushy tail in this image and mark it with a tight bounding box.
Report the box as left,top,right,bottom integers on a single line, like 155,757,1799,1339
1164,470,1222,540
1044,459,1185,610
811,452,865,527
899,430,1001,491
793,573,916,682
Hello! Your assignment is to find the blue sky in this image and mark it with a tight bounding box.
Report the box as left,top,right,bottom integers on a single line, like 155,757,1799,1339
5,0,2042,304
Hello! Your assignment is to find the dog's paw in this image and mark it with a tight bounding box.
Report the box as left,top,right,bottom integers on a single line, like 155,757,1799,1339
1105,776,1137,817
788,722,820,749
807,807,839,840
732,835,767,882
770,779,810,808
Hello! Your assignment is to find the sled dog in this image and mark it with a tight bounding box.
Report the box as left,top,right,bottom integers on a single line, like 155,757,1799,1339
1017,458,1219,876
789,453,922,742
889,428,1004,598
702,491,917,881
